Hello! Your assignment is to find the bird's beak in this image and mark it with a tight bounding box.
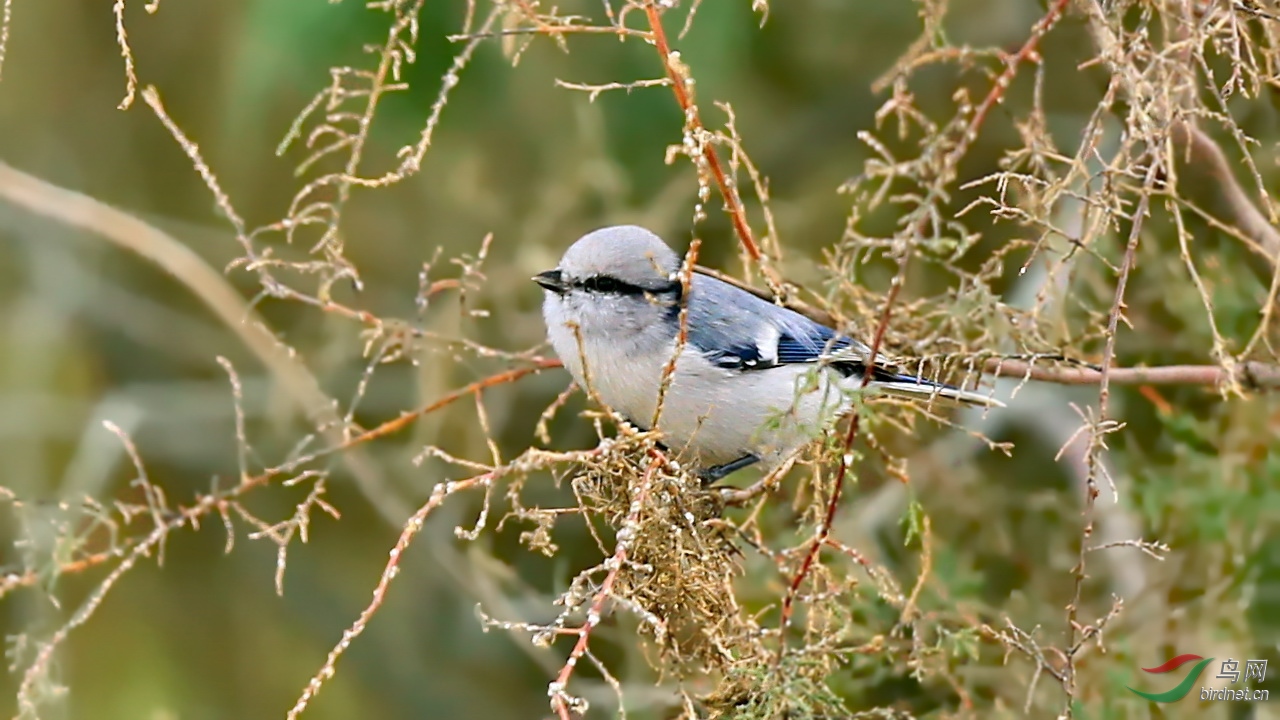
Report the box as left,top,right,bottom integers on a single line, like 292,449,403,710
533,268,569,294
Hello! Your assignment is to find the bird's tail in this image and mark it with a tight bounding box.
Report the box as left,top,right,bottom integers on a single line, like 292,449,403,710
870,370,1005,408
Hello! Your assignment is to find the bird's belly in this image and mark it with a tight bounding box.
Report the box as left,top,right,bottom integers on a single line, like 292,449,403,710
646,355,849,468
560,333,848,469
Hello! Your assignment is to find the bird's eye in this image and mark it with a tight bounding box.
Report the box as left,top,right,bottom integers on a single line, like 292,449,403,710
582,276,621,293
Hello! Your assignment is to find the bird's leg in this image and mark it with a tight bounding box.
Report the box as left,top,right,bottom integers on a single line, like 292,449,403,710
698,454,760,484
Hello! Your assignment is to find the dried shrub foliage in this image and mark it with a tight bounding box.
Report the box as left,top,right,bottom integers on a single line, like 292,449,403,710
3,1,1280,719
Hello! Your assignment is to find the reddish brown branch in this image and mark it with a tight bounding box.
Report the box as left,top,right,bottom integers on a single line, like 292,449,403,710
337,358,561,448
550,454,661,719
643,3,763,266
954,0,1071,166
775,0,1074,657
0,551,117,599
1060,161,1157,708
776,274,905,639
0,360,558,599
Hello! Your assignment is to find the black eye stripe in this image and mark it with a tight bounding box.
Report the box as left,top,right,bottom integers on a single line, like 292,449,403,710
580,276,630,293
574,275,683,296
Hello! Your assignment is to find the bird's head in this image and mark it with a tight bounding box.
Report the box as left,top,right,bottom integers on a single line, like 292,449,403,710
535,225,684,336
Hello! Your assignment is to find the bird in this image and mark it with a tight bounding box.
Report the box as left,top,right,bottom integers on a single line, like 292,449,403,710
534,225,1000,481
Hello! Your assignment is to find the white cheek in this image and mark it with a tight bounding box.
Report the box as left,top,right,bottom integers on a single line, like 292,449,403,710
543,298,585,374
540,293,674,423
550,293,656,343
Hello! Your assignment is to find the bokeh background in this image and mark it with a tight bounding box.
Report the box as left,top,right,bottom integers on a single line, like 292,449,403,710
2,1,1279,718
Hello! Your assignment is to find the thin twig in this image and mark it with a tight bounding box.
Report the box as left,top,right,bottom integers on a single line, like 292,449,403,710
549,454,661,719
286,472,488,720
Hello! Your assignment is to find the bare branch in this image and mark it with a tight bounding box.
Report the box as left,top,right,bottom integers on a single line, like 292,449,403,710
986,358,1280,390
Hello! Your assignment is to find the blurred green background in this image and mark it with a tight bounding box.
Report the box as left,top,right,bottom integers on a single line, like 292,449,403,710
2,1,1279,718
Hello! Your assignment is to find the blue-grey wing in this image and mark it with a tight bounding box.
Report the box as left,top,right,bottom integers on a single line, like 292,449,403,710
775,325,852,364
773,323,889,380
684,273,868,373
683,273,983,395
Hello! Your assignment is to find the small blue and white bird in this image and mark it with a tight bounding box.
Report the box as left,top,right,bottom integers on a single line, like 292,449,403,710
535,225,999,480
